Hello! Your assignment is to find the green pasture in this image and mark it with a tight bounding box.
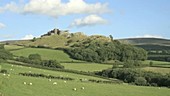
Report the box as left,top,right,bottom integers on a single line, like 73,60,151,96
0,63,170,96
61,63,112,72
142,67,170,74
10,48,75,62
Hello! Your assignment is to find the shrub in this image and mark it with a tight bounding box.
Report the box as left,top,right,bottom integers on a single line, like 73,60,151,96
149,61,153,66
134,77,147,86
28,54,41,61
0,69,8,73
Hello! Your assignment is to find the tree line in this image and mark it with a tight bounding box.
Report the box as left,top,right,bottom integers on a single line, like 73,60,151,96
65,40,147,63
96,68,170,87
16,54,64,69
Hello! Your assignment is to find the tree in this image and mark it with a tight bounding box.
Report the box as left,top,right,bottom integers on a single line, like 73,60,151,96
65,39,147,63
32,37,36,42
28,54,41,61
109,35,114,42
134,77,147,86
0,44,13,60
149,61,153,66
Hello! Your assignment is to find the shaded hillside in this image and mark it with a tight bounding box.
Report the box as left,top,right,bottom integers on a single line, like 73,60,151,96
119,38,170,46
120,38,170,62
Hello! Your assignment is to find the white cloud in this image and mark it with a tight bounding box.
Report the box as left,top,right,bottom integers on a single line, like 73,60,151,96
21,34,34,40
0,23,5,29
0,0,110,17
69,15,107,27
135,34,163,38
0,2,20,13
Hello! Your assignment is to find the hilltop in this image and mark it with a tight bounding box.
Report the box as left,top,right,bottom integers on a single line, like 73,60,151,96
2,29,170,49
2,28,111,48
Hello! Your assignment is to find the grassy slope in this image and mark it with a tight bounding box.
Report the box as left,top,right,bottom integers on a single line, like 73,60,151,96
142,60,170,65
30,35,68,48
142,60,170,68
120,38,170,45
3,32,88,48
8,46,113,72
142,67,170,74
8,45,170,72
5,45,24,51
1,63,170,96
10,48,75,62
61,63,112,72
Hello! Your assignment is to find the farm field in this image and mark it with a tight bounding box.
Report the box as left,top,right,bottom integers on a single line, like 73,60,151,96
5,45,25,51
9,47,76,62
6,45,170,73
142,67,170,74
142,60,170,68
61,63,112,72
0,63,170,96
142,60,170,65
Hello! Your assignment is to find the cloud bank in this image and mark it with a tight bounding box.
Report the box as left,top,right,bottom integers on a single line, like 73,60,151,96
0,0,110,17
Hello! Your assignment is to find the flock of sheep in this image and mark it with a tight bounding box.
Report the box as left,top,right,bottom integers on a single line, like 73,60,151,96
7,64,85,91
22,80,85,91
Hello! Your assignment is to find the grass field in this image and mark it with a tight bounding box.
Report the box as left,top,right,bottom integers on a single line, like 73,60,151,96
142,67,170,74
0,63,170,96
5,45,24,51
61,63,112,72
142,60,170,65
10,47,76,62
142,60,170,68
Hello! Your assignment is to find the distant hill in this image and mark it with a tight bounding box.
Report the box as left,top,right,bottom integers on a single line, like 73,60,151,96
119,38,170,51
119,38,170,46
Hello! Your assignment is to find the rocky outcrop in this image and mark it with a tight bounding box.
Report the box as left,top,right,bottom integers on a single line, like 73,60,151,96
41,28,69,37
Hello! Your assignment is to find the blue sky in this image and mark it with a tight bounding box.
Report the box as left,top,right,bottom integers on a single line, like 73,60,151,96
0,0,170,41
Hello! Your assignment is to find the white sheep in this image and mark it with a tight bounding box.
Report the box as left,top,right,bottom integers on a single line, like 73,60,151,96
23,82,27,85
73,88,77,91
11,65,14,67
81,87,85,90
29,83,32,85
53,82,57,85
49,79,52,81
64,81,67,83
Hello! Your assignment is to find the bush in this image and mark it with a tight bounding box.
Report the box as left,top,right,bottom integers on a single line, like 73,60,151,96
0,69,8,73
149,61,153,66
134,77,147,86
0,44,13,60
28,54,41,61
